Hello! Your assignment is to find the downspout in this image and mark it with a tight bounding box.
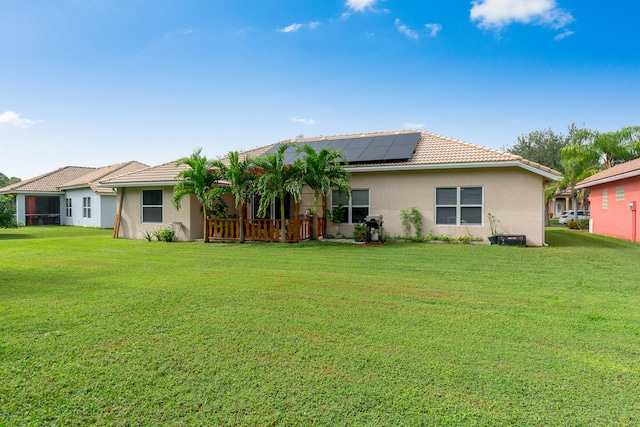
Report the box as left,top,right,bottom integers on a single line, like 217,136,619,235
113,187,125,238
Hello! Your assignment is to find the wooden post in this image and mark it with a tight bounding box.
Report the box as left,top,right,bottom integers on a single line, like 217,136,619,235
112,187,125,238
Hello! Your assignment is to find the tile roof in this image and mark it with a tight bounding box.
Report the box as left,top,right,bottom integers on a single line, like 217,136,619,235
284,130,561,177
0,166,96,194
99,130,561,187
60,161,148,194
576,157,640,189
99,160,189,186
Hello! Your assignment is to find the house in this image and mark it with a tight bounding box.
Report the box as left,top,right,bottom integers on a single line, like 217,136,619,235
98,143,277,241
101,130,561,246
548,190,588,218
576,157,640,242
0,162,147,228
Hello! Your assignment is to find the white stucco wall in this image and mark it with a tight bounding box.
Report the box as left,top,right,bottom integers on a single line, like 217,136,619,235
62,188,107,228
333,166,548,246
100,195,116,228
116,186,202,240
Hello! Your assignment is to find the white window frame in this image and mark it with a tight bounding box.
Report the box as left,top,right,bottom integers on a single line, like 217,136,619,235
331,189,369,224
435,186,483,226
142,190,163,223
66,198,72,217
82,197,91,218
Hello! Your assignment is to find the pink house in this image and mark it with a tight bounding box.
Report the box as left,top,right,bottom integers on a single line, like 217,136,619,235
576,158,640,242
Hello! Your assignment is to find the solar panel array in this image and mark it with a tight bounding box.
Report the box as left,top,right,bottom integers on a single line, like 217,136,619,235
265,132,421,164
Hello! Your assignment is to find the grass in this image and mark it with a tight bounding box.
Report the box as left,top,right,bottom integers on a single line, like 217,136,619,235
1,226,639,426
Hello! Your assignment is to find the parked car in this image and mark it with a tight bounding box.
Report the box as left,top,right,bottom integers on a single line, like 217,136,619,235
558,210,589,225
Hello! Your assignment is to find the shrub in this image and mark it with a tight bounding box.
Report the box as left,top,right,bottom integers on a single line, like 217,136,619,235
153,226,175,242
567,219,589,230
0,195,18,229
400,207,423,238
353,223,367,240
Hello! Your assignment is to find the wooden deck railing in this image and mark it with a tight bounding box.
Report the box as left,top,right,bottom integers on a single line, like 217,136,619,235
208,217,325,242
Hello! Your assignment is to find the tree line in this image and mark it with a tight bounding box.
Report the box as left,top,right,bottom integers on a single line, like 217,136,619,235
505,125,640,221
172,142,352,243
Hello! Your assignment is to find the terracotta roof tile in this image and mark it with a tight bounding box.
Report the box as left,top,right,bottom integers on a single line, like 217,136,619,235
98,129,561,188
60,161,148,193
284,130,561,176
0,166,96,194
99,161,189,185
577,157,640,188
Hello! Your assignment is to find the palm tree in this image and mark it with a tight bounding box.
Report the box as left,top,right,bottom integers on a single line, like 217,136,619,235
558,147,599,222
172,148,223,242
567,126,640,169
253,142,304,243
294,144,351,240
210,151,257,243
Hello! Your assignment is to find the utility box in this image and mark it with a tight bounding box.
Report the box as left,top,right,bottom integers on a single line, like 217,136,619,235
495,235,526,247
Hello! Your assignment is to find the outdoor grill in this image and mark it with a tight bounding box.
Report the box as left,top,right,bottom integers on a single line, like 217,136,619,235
364,215,383,243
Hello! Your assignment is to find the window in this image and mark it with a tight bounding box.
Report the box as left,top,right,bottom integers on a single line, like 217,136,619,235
82,197,91,218
602,189,608,209
66,198,72,217
435,187,483,226
616,186,625,201
332,189,369,223
142,190,163,223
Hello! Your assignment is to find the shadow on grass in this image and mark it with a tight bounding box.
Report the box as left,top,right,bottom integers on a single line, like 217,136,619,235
545,227,639,249
0,233,37,240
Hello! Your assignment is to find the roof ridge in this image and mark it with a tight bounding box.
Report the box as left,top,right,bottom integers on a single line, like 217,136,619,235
284,129,420,144
420,130,523,160
0,165,96,192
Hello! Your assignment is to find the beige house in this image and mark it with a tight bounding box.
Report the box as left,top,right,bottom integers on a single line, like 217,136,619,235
101,130,561,246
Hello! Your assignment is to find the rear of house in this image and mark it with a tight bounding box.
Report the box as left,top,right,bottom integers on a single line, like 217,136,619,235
102,130,561,246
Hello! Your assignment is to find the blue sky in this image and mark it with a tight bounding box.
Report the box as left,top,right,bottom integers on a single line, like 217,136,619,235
1,0,639,179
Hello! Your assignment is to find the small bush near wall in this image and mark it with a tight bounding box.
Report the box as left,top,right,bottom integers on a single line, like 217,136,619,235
153,226,175,242
567,219,589,230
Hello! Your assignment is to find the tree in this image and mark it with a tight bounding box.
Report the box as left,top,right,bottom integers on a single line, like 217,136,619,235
558,147,599,222
172,148,223,242
504,124,578,172
0,172,21,188
254,142,304,243
210,151,257,243
567,126,640,169
0,195,18,228
294,144,351,240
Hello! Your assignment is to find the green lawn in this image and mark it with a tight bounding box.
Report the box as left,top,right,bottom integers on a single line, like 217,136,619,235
1,227,639,426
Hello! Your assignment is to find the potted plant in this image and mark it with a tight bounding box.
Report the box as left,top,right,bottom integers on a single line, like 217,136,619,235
487,212,502,245
353,222,367,241
326,204,345,237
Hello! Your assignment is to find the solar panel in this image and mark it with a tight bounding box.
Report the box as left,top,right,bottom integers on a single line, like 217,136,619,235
263,132,420,164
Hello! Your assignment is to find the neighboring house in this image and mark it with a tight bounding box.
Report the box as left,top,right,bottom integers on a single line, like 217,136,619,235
102,130,561,246
548,190,588,218
576,157,640,242
0,162,147,228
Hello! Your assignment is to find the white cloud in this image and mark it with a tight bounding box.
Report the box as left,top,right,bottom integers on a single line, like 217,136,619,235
279,23,303,33
395,18,419,40
404,122,425,129
346,0,377,12
293,117,316,126
554,29,574,40
309,21,321,29
0,111,40,129
425,23,443,37
470,0,574,30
